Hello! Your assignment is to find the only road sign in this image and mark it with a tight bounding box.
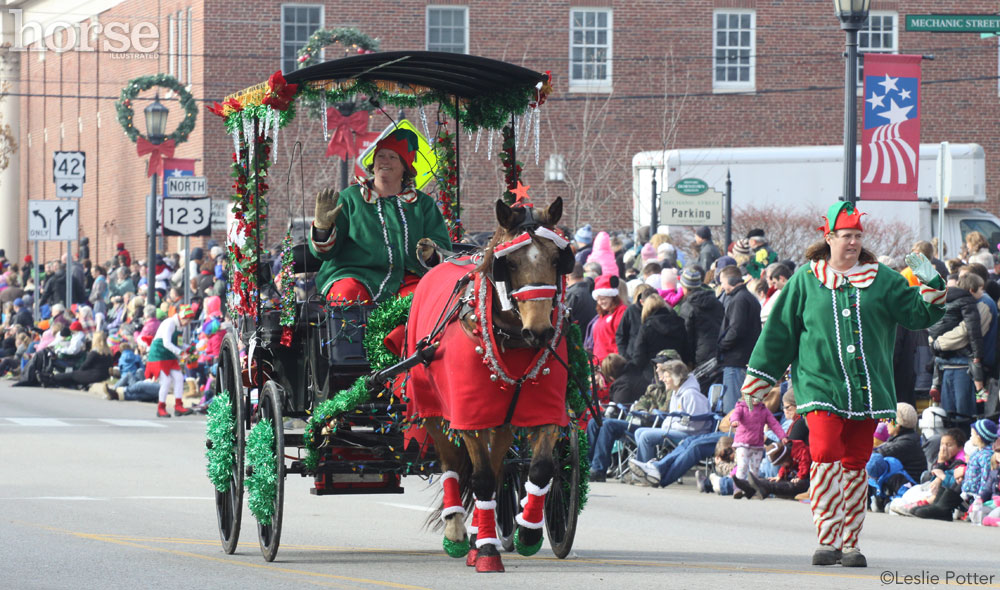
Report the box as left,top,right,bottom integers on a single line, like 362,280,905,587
28,199,78,241
53,151,86,182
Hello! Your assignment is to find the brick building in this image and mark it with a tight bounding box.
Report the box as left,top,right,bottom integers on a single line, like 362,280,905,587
5,0,1000,263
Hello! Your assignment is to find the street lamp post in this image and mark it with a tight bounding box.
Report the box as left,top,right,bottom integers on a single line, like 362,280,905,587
144,94,169,303
834,0,871,205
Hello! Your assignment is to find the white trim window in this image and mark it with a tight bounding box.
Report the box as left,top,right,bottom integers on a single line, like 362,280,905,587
545,154,566,182
858,12,898,86
569,8,612,92
281,4,324,73
713,10,755,91
426,6,468,54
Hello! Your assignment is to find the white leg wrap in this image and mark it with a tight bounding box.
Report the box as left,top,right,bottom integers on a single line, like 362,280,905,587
841,468,868,549
475,536,502,548
474,500,497,510
810,461,844,550
441,505,466,519
524,479,552,496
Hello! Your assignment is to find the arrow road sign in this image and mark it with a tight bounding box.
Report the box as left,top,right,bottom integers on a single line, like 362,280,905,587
53,151,86,182
55,177,83,198
28,199,78,241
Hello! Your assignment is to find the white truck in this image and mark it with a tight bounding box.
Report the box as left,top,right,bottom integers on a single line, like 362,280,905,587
631,143,1000,259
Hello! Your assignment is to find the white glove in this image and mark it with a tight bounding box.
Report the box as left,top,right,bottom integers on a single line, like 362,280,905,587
905,252,937,285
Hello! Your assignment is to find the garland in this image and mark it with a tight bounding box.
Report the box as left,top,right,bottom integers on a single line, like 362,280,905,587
564,323,592,514
499,122,521,205
277,230,295,346
303,295,413,469
246,418,278,525
227,133,272,319
433,124,462,241
297,27,379,69
116,74,198,144
205,390,235,493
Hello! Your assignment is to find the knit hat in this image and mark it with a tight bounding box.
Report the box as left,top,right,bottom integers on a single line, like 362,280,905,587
679,266,703,289
747,228,766,240
586,231,618,276
974,418,999,443
695,226,712,240
574,224,593,245
657,243,676,261
652,349,681,364
179,305,197,320
766,441,788,464
895,402,918,429
714,255,736,270
874,422,890,442
23,255,31,264
732,239,751,256
116,242,125,250
22,294,32,305
13,297,22,307
69,320,83,332
640,242,657,262
191,247,204,261
374,128,419,174
592,274,620,299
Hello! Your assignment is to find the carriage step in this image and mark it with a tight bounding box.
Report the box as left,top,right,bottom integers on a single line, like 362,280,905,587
310,471,404,495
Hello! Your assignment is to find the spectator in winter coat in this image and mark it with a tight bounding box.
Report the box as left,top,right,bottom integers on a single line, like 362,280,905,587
745,229,778,280
676,266,724,367
116,242,132,268
615,283,655,361
868,403,926,495
573,224,594,265
565,263,596,329
586,231,618,277
717,265,762,412
626,292,692,384
47,330,114,389
929,272,986,417
960,263,999,375
632,359,712,462
760,263,791,325
695,226,722,272
590,275,627,363
658,268,684,307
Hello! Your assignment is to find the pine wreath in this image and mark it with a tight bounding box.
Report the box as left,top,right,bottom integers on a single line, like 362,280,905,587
296,27,379,69
116,74,198,144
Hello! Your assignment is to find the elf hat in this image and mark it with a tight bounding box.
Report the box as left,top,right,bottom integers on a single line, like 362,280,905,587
974,418,999,443
819,202,865,235
374,128,419,175
592,274,620,299
179,305,197,320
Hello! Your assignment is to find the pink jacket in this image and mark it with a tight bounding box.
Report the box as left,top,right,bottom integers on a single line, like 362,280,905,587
586,231,618,277
659,286,684,307
730,399,786,448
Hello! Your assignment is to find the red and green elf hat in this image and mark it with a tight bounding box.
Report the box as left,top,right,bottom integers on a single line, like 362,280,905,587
818,201,864,235
374,128,419,175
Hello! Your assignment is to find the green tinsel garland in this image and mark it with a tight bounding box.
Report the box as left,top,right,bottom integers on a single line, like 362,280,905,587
303,295,413,470
564,323,591,418
116,74,198,144
224,104,296,136
245,418,278,525
205,390,235,493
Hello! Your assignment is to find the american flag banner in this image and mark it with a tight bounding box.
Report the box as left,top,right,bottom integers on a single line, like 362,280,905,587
860,54,922,201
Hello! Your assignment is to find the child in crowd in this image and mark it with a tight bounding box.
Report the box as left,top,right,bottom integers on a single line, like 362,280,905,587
979,439,1000,526
927,273,987,402
962,419,998,503
746,439,812,500
892,428,968,519
729,396,787,498
700,435,736,496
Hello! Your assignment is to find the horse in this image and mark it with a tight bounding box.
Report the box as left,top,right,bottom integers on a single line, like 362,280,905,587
403,196,575,572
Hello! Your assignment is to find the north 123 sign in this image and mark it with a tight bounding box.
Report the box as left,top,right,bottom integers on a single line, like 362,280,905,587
162,197,211,236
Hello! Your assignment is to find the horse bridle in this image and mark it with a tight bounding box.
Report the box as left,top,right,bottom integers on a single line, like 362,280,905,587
489,212,574,313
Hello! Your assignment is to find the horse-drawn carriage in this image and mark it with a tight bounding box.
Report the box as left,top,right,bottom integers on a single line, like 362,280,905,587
204,51,596,571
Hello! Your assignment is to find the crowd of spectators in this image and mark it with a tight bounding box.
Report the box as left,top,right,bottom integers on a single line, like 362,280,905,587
0,241,229,418
568,223,1000,527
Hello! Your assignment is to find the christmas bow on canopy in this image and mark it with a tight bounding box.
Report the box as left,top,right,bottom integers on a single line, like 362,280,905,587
326,109,369,159
136,137,176,177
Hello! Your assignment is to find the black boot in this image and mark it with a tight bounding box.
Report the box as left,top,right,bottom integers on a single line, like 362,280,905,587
748,473,773,499
912,486,963,521
732,476,756,499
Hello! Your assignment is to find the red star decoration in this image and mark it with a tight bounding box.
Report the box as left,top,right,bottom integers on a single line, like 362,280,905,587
510,181,532,205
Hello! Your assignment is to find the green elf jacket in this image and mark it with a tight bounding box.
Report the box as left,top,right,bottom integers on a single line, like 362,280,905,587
308,178,451,303
741,259,945,420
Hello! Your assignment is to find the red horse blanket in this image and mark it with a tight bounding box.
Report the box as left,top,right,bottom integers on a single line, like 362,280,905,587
405,261,569,431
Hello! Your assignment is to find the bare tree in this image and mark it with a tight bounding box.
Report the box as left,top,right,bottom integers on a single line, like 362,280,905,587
0,82,18,188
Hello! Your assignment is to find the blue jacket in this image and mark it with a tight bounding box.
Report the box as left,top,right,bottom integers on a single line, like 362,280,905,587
117,349,143,375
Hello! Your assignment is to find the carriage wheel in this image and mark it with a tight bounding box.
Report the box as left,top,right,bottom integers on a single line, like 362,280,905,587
496,458,525,552
255,380,285,562
215,332,245,554
544,428,580,559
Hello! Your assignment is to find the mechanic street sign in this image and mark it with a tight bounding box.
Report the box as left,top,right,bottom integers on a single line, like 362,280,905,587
905,14,1000,33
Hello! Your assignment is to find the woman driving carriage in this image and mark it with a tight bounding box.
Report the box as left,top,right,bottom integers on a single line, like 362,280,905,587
309,128,452,304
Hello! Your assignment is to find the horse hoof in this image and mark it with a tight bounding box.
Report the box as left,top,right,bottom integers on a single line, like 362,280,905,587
474,544,505,573
443,536,469,558
465,548,478,567
514,527,543,556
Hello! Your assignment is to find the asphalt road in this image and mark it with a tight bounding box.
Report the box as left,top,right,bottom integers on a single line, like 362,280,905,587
2,382,999,590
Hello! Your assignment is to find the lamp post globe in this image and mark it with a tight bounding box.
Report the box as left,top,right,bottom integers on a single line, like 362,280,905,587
144,93,169,146
835,0,870,205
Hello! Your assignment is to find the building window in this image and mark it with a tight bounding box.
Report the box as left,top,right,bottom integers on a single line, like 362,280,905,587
859,12,898,85
427,6,467,54
569,8,612,91
713,10,755,90
545,154,566,182
281,4,323,73
167,15,175,76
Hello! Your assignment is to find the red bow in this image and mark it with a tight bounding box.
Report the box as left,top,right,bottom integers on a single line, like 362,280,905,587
325,109,369,159
136,137,176,177
262,70,298,112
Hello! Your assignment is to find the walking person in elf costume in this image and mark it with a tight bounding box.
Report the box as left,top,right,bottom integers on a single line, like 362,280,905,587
145,305,198,418
309,128,451,304
740,202,946,568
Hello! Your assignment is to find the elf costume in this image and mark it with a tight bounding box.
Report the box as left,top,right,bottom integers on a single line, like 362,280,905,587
740,202,945,568
146,305,196,418
308,128,450,304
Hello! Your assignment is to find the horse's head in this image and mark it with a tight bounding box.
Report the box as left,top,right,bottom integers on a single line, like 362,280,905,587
487,197,574,348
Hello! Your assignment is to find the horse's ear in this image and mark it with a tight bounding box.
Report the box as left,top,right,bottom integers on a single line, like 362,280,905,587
496,199,516,230
542,197,564,226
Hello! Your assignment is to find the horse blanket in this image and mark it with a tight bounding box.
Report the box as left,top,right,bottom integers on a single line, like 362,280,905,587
405,260,569,431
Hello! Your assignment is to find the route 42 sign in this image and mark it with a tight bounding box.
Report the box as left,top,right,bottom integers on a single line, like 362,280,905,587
53,151,85,198
28,199,78,241
162,197,211,236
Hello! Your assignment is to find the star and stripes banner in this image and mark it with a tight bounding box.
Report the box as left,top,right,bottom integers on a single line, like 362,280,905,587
860,54,922,201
